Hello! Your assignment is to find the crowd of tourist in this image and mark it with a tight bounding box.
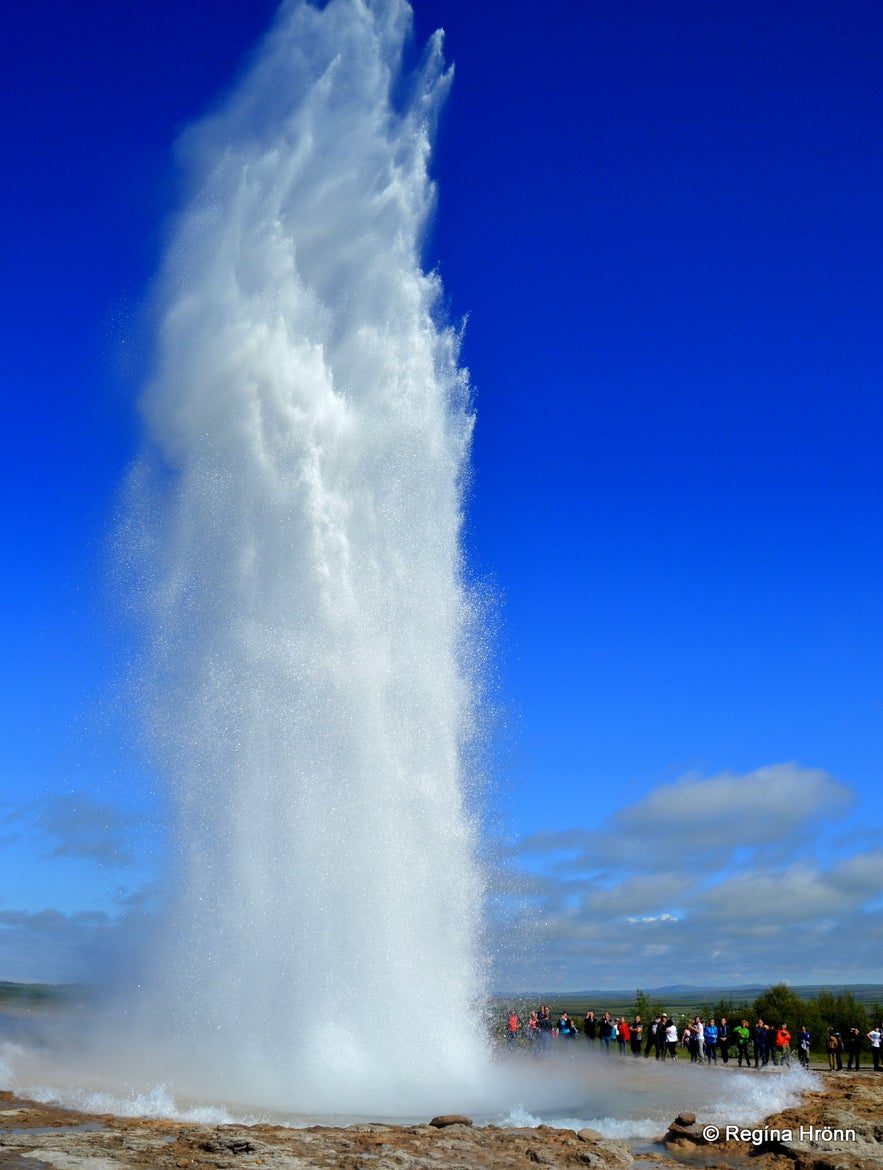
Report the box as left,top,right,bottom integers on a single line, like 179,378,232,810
503,1007,883,1071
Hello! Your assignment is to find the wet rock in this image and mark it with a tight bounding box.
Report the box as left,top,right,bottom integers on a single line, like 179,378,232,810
198,1132,260,1154
525,1147,558,1164
663,1121,707,1146
6,1073,883,1170
575,1139,634,1169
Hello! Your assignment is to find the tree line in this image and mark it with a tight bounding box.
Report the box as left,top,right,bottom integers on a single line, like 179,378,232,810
632,983,881,1053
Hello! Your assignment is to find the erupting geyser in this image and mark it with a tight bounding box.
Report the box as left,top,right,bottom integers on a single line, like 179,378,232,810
122,0,489,1114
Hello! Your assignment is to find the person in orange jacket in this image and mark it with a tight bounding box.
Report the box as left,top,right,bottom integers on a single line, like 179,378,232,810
775,1023,792,1066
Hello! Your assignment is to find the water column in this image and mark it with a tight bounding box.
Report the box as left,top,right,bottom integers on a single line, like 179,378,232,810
125,0,488,1113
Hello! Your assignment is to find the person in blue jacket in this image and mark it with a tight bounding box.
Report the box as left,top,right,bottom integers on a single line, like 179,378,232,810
703,1019,719,1063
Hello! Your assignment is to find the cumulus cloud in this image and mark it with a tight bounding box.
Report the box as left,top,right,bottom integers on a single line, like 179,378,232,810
492,762,880,990
578,873,692,917
828,849,883,896
3,764,878,991
698,863,843,921
613,763,851,835
18,793,135,867
0,908,115,984
0,888,160,985
515,762,853,878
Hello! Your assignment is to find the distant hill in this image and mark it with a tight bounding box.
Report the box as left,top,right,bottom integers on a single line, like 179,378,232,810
490,983,883,1015
0,981,87,1007
495,983,883,999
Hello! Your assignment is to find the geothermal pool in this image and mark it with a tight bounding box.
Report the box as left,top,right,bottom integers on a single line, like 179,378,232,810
0,1007,813,1138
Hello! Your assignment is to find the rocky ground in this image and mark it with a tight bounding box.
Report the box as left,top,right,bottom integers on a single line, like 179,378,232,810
1,1072,880,1170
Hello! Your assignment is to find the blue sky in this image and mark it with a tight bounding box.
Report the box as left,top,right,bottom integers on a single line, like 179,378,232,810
2,0,882,989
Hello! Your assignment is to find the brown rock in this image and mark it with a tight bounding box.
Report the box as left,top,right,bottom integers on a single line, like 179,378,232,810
7,1072,883,1170
429,1113,474,1127
674,1112,696,1127
663,1122,707,1146
577,1128,605,1142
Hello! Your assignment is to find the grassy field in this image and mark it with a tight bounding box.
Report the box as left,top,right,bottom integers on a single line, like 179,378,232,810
492,988,755,1022
492,984,883,1017
0,981,87,1011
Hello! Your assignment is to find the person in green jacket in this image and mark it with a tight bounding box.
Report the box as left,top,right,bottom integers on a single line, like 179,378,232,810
733,1020,751,1067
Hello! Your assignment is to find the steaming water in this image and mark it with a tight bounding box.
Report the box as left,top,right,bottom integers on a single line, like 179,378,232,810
104,0,486,1116
0,1019,815,1135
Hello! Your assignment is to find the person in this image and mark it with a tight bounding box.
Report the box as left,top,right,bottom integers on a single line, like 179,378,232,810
734,1019,751,1067
583,1010,598,1045
867,1024,881,1071
704,1018,719,1064
665,1017,679,1061
506,1011,520,1044
645,1016,661,1058
599,1012,615,1054
558,1012,578,1040
718,1017,731,1064
689,1017,704,1063
754,1018,769,1068
775,1024,791,1066
655,1014,669,1060
630,1015,643,1056
826,1030,843,1071
797,1024,811,1068
537,1005,553,1056
617,1017,630,1055
655,1014,668,1060
846,1027,862,1070
527,1011,540,1051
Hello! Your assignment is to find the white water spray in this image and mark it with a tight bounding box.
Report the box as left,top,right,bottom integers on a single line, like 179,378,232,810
118,0,488,1115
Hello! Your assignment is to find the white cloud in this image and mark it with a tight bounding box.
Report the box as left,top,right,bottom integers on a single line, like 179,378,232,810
3,763,878,992
0,908,114,984
514,762,853,880
697,863,845,924
613,762,851,836
491,763,880,990
16,793,135,867
829,849,883,895
578,874,691,917
0,892,160,986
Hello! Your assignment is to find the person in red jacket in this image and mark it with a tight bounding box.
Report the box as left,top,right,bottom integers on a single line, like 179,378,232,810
775,1024,792,1066
506,1011,520,1044
617,1017,630,1055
